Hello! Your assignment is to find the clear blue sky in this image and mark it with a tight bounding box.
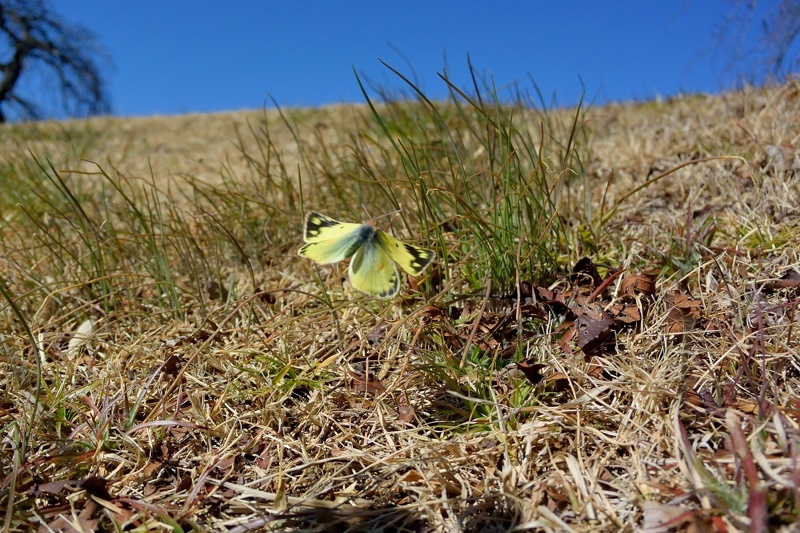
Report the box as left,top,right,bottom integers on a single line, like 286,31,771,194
50,1,770,117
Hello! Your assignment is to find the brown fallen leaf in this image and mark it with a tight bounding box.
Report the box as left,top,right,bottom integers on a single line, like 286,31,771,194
534,285,571,315
176,473,193,493
571,256,602,288
214,455,237,474
664,293,703,334
557,322,577,354
667,293,703,311
406,273,422,293
641,500,704,532
79,476,113,501
574,312,615,353
397,403,415,423
516,359,546,386
142,461,162,477
162,353,183,378
620,272,657,297
28,481,78,496
367,320,390,345
255,287,277,304
733,398,760,415
42,500,100,533
610,302,642,324
545,372,570,393
761,269,800,294
665,307,687,334
399,469,424,484
206,281,228,301
348,370,386,395
683,376,720,413
586,357,606,379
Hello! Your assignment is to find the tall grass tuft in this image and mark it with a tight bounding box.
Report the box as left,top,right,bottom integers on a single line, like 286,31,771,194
345,61,589,297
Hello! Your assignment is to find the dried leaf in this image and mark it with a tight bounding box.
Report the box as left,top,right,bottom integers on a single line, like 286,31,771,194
620,272,656,297
348,370,386,395
557,321,577,353
215,455,237,473
176,473,192,493
761,269,800,294
399,470,424,483
586,357,605,379
397,403,415,423
665,293,703,334
32,480,75,496
367,320,390,345
206,281,228,301
667,293,702,310
665,307,687,334
545,372,570,393
574,312,615,352
406,274,421,293
516,359,546,385
67,318,96,359
610,302,641,324
80,476,112,500
571,256,602,288
44,500,100,533
733,398,759,414
641,501,699,532
257,448,273,470
163,353,183,378
683,378,720,412
255,287,276,304
142,461,162,477
418,304,445,322
534,286,571,315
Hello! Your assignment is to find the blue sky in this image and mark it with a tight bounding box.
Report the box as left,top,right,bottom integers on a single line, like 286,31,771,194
48,1,771,117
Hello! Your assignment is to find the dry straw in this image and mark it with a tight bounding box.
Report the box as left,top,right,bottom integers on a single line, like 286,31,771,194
1,75,798,531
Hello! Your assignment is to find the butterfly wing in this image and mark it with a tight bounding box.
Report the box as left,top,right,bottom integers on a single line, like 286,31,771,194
302,212,359,243
375,230,435,276
298,212,369,264
299,212,433,298
348,237,400,298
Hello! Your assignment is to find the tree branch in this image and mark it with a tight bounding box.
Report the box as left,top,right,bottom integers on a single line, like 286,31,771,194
0,0,110,122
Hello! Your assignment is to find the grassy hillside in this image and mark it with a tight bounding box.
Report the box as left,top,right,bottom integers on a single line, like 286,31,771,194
1,77,798,532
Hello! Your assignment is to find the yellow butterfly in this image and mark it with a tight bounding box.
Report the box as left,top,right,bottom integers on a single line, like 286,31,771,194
298,212,435,298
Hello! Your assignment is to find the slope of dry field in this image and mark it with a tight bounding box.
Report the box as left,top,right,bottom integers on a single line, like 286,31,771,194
1,80,798,532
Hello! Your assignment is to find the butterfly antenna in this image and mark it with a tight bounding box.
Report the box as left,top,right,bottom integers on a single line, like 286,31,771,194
360,205,374,223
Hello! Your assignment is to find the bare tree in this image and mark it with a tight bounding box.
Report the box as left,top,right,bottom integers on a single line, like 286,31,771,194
0,0,110,123
765,0,800,72
713,0,800,82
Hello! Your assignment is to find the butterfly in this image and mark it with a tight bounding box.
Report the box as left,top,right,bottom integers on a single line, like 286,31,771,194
298,212,435,298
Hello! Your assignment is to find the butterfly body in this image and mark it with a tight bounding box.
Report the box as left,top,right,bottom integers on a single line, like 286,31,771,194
298,212,434,298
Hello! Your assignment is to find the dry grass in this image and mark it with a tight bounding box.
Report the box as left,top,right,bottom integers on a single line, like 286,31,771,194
1,78,799,532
